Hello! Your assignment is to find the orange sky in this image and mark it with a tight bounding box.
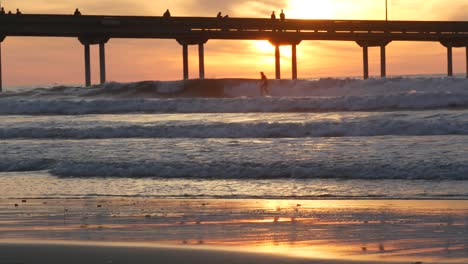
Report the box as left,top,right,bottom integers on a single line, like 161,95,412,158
2,0,468,87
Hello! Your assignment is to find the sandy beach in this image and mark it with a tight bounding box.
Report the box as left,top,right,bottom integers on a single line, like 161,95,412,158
1,198,467,264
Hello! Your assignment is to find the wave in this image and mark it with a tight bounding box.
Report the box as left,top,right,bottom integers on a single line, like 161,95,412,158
1,77,468,114
1,114,468,138
1,159,467,180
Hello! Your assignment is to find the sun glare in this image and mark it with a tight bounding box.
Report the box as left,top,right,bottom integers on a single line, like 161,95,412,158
286,0,336,19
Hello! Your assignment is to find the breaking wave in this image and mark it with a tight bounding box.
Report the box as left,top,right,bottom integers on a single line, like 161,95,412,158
0,159,467,180
1,112,468,139
1,77,468,114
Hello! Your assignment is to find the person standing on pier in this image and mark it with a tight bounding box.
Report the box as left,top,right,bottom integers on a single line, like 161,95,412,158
259,72,270,96
163,9,171,18
0,7,5,15
271,11,276,20
74,8,81,16
16,8,22,15
280,10,285,22
271,11,277,32
217,12,222,18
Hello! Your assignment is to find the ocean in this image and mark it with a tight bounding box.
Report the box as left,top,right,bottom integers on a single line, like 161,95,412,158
1,77,468,200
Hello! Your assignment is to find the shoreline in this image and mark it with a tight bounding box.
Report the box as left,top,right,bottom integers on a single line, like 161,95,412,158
0,240,422,264
1,198,467,263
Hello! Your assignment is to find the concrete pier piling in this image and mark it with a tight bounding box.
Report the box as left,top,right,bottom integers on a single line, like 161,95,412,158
0,36,6,92
292,45,297,80
99,43,106,84
269,39,301,80
447,46,453,77
198,43,205,79
84,44,91,87
182,44,189,80
362,45,369,80
78,37,109,87
177,39,208,81
357,40,390,80
275,45,280,80
380,45,386,78
466,46,468,78
0,43,2,92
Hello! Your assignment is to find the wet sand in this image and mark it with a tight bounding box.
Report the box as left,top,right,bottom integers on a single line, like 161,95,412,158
0,198,467,264
0,241,419,264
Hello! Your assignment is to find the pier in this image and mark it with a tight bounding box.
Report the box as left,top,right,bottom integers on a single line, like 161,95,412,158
2,14,468,90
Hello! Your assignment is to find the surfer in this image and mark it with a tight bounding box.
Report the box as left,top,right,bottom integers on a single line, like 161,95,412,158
259,72,269,96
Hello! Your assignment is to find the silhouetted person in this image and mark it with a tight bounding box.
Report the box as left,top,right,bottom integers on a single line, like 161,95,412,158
224,14,229,18
7,10,12,15
16,8,22,15
271,11,276,20
163,9,171,18
0,7,5,15
74,8,81,16
217,12,222,18
259,72,269,96
280,10,285,22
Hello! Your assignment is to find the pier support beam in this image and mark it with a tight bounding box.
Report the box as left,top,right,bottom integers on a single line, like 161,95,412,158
84,44,91,87
380,45,386,78
198,43,205,79
292,44,298,80
447,46,453,77
269,38,302,80
275,45,281,80
78,36,110,87
99,43,106,84
177,38,208,80
356,40,391,80
182,44,189,80
362,45,369,80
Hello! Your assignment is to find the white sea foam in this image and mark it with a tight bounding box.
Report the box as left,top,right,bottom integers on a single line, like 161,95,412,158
1,111,467,138
1,77,467,114
1,136,467,180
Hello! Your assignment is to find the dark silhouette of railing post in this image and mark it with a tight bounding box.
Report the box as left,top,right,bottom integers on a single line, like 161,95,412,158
78,37,109,86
